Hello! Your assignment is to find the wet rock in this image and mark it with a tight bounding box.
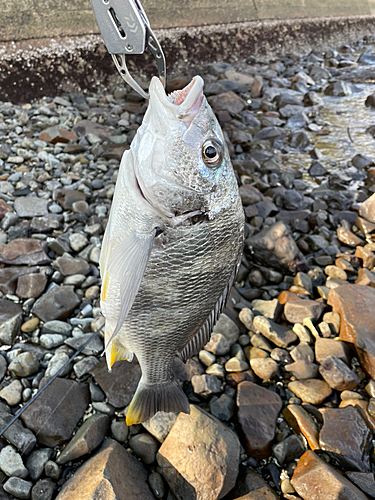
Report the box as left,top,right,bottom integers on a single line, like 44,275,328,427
319,355,360,391
3,477,32,499
0,445,28,478
90,359,141,408
57,413,109,464
253,315,297,348
157,405,240,500
328,284,375,377
0,299,23,345
129,433,159,465
0,239,50,266
291,450,368,500
26,448,53,481
246,222,305,272
288,379,332,405
14,197,49,218
273,434,305,465
55,439,154,500
237,381,282,459
31,479,55,500
283,404,320,450
319,406,372,471
21,378,89,446
32,285,80,322
9,352,39,377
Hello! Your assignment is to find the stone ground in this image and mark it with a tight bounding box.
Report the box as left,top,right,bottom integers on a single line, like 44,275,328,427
0,34,374,500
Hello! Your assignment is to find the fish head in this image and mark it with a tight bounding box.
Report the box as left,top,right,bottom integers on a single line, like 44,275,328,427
131,75,238,218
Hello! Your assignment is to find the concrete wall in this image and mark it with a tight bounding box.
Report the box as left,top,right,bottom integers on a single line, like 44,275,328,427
1,0,375,42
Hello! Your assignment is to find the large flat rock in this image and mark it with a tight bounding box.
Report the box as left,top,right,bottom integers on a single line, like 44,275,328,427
0,239,51,266
55,439,154,500
328,284,375,377
157,405,240,500
32,285,80,322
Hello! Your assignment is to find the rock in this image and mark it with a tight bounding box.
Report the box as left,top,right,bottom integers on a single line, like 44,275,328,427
148,472,165,499
225,357,250,372
250,357,278,380
157,405,240,500
309,161,328,177
0,445,28,478
26,448,53,481
209,394,235,421
42,321,72,336
237,381,282,458
192,374,221,395
73,356,99,378
356,266,375,287
253,315,297,348
31,479,55,500
273,434,305,465
319,406,372,472
21,378,89,446
56,189,86,210
16,273,47,299
143,412,177,442
283,404,320,450
69,233,88,252
21,317,40,333
111,419,129,443
355,246,375,269
57,414,109,464
53,255,90,276
291,450,368,500
207,91,246,114
0,355,7,382
0,299,23,345
288,379,332,404
3,477,32,499
239,185,263,206
55,439,154,500
40,334,65,349
129,433,159,465
0,409,36,455
213,314,240,345
251,298,281,321
90,359,141,408
283,297,325,324
337,226,364,247
9,352,40,377
346,472,375,497
199,350,216,366
0,239,50,266
204,333,230,355
359,193,375,223
73,120,116,140
285,360,319,380
226,466,279,500
39,126,77,144
315,338,351,365
65,332,103,356
14,197,49,217
324,81,351,96
290,342,314,362
246,222,305,272
328,284,375,377
0,266,39,295
319,356,360,391
0,379,23,406
32,285,80,322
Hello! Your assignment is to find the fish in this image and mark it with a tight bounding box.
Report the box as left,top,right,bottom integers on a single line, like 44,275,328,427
99,75,245,425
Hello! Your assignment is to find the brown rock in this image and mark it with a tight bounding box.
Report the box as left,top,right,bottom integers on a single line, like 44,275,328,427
284,297,325,324
16,273,47,299
285,360,319,379
339,399,375,432
32,285,80,322
359,192,375,223
252,316,297,348
315,338,351,365
328,284,375,378
21,378,89,447
90,359,141,408
319,406,372,472
53,255,90,276
0,266,39,294
283,404,320,450
319,356,360,391
337,227,364,247
355,246,375,269
291,450,368,500
39,126,77,144
56,189,86,210
0,239,51,266
55,439,154,500
355,267,375,287
157,405,240,500
237,381,282,459
0,299,23,345
226,370,256,388
288,379,332,405
0,199,12,220
73,120,116,140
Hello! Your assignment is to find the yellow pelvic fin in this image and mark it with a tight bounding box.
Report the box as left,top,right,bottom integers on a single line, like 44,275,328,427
101,270,109,302
109,342,133,369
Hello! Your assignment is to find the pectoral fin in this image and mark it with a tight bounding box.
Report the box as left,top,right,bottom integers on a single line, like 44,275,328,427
105,228,157,348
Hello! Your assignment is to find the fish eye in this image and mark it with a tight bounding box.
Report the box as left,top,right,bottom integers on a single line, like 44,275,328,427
202,139,223,167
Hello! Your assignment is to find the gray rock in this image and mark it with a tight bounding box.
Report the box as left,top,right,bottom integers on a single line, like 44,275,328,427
64,333,103,356
253,315,297,348
250,357,279,380
39,334,65,349
57,414,110,464
3,477,32,499
142,411,177,442
0,445,28,478
209,394,235,421
252,298,281,321
69,233,88,252
32,286,80,322
285,360,319,380
212,314,239,345
319,356,360,391
0,239,51,266
53,255,90,276
42,321,72,336
14,197,49,217
290,342,315,363
0,411,36,455
129,433,159,465
191,374,221,396
31,479,55,500
9,352,40,377
73,356,99,378
44,461,61,481
0,299,23,345
198,350,216,366
148,472,165,499
44,352,70,378
111,419,129,443
273,435,305,464
26,448,53,481
204,333,230,355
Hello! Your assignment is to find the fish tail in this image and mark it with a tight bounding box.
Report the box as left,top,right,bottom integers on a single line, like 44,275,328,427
126,377,190,426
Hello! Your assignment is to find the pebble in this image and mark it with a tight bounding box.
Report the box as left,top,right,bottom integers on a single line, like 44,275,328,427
111,419,129,443
9,352,40,377
0,445,28,478
3,477,33,499
250,357,278,380
0,379,23,405
191,374,221,395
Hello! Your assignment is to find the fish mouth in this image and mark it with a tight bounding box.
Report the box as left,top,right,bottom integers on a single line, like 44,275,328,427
149,75,204,121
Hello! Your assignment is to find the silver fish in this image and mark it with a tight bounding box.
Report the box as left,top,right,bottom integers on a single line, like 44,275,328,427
100,75,244,425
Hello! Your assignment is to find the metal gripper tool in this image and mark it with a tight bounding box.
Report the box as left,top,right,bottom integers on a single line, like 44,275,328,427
90,0,166,99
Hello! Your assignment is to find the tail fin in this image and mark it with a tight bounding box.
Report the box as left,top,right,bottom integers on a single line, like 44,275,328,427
126,378,190,426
